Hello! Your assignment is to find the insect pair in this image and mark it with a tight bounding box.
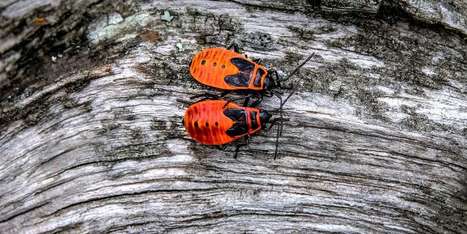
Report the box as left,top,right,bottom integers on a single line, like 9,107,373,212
183,46,314,159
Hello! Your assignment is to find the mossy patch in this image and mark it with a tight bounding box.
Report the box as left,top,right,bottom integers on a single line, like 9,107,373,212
399,105,453,133
287,25,316,41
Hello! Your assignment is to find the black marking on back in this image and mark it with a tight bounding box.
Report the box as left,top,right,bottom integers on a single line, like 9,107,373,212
224,58,255,87
224,108,248,137
250,111,258,129
253,69,265,87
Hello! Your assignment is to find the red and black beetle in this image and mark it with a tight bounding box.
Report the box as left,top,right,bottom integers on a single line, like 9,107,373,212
190,46,314,98
183,98,275,158
190,47,272,92
183,99,271,145
183,53,314,158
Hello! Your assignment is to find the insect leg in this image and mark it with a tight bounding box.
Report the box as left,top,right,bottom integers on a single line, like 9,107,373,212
223,94,252,108
242,96,251,107
266,117,289,132
216,145,227,150
252,58,263,64
237,94,262,107
233,136,250,159
223,100,233,108
272,69,283,88
220,91,230,98
227,42,252,59
191,90,232,101
263,91,274,97
266,118,279,132
190,92,225,100
227,42,241,53
272,69,292,90
248,93,263,107
274,91,286,137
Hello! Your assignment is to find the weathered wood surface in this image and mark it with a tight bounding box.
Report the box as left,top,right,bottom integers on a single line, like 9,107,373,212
1,0,466,233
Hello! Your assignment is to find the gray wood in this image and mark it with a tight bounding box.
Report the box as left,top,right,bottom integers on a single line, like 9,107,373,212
1,0,466,233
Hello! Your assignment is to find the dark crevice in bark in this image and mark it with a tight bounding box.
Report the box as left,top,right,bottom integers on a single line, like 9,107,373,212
0,201,50,223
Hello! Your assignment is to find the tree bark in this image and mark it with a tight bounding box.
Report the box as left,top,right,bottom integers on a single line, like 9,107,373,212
1,0,466,233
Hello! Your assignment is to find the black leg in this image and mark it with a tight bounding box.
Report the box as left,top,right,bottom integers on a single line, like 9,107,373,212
234,136,249,159
227,42,241,53
273,120,283,160
278,115,285,137
190,91,231,101
234,93,263,107
273,90,283,106
271,91,285,160
275,70,285,89
227,42,252,59
216,145,227,150
280,53,315,83
272,69,292,90
223,94,258,108
270,88,284,97
270,69,292,90
223,95,245,108
190,92,221,100
242,96,251,107
264,91,274,97
248,94,263,107
223,100,232,108
234,145,241,159
266,117,289,132
269,69,282,88
220,91,230,97
252,58,263,64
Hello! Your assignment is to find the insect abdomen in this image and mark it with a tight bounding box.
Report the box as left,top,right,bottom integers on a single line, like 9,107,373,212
190,48,242,90
184,100,236,145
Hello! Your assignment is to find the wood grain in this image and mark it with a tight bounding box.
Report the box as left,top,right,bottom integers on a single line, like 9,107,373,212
1,0,466,233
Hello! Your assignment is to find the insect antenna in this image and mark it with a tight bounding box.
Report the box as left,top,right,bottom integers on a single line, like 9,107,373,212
279,53,315,108
271,53,315,159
